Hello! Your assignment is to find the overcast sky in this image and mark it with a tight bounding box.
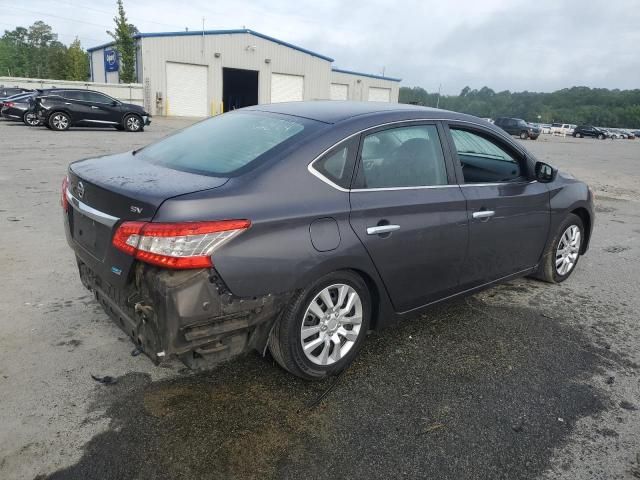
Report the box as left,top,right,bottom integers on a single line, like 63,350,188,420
2,0,639,94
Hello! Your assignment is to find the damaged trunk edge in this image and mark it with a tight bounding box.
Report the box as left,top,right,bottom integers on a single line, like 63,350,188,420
78,259,293,369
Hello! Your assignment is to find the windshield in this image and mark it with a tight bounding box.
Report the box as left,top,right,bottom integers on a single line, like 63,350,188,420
137,112,313,176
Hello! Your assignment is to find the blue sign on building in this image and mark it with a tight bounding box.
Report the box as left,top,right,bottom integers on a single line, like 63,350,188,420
104,49,119,73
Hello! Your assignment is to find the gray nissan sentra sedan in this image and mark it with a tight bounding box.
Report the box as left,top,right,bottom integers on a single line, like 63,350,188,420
63,101,594,380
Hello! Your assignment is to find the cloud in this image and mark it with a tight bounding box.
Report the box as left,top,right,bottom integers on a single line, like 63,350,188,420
3,0,639,93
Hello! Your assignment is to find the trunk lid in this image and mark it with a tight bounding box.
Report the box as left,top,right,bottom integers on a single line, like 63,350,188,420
66,151,228,285
68,151,228,221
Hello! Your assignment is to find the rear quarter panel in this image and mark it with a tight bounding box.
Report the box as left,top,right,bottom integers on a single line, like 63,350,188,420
153,128,396,325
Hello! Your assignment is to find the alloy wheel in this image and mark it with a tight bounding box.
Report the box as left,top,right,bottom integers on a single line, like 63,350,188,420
52,114,68,130
555,225,581,276
126,116,141,131
300,283,363,366
24,113,40,126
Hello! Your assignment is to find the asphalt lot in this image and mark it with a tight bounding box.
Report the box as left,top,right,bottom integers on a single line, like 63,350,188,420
1,118,639,480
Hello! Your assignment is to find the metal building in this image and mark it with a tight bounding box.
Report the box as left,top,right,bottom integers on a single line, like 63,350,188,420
87,29,401,117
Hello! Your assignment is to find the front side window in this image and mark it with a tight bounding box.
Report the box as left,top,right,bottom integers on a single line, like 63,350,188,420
84,91,113,103
450,128,524,183
356,125,448,189
63,91,85,100
137,112,310,176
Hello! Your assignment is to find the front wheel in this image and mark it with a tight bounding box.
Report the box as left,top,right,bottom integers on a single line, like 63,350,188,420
269,271,371,380
23,111,41,127
533,213,584,283
598,134,605,140
519,131,528,140
123,114,143,132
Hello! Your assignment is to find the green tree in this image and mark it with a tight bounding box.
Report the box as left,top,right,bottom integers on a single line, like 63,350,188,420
107,0,138,83
65,38,89,80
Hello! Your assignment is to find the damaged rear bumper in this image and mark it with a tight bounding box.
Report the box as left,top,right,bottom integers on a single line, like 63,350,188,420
78,259,290,369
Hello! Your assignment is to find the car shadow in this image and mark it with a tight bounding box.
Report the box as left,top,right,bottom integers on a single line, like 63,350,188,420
42,286,624,480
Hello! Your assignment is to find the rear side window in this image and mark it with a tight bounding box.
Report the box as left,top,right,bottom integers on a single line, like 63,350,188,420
450,128,523,183
356,125,448,188
138,112,310,176
313,137,358,189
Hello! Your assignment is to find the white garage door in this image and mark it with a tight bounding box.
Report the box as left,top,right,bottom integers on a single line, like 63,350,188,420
330,83,349,100
166,62,208,117
368,87,391,102
271,73,304,103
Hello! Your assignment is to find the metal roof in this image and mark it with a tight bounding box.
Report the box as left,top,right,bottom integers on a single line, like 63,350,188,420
331,68,402,83
87,29,333,61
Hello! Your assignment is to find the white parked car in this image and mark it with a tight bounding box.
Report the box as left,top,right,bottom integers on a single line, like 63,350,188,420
551,123,573,136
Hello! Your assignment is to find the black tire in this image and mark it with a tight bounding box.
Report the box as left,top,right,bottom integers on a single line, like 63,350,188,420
577,133,583,138
23,111,41,127
598,134,605,140
48,111,70,131
519,131,528,140
572,133,577,137
123,113,143,132
44,122,53,130
532,213,584,284
268,270,371,380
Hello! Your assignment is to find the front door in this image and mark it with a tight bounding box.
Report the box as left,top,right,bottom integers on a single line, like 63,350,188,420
349,122,468,312
444,123,550,287
80,91,122,125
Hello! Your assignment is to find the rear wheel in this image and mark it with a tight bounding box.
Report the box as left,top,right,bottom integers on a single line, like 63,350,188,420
123,114,143,132
269,270,371,380
533,213,584,283
577,133,583,138
49,112,70,131
23,111,41,127
598,133,605,140
519,131,528,140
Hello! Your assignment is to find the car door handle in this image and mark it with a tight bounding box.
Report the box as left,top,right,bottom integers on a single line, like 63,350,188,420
91,106,99,109
472,210,495,219
367,225,400,235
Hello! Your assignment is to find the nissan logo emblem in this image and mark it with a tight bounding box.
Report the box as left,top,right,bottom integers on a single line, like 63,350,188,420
77,181,85,199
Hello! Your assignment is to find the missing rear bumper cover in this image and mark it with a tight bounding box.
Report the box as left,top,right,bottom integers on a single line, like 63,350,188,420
78,260,290,369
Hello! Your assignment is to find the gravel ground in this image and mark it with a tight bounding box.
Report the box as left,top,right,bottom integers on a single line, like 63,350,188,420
0,119,638,480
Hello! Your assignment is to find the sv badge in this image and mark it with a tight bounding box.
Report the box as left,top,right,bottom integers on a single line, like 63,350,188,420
130,206,143,214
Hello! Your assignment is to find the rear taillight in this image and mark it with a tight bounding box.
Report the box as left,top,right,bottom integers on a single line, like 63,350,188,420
4,102,14,107
61,175,69,212
112,220,251,269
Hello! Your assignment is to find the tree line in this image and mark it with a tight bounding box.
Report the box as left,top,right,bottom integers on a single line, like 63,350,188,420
399,86,640,128
0,21,89,81
0,1,138,83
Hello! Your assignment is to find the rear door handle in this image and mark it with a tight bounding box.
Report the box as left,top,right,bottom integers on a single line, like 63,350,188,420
91,106,99,109
472,210,495,219
367,225,400,235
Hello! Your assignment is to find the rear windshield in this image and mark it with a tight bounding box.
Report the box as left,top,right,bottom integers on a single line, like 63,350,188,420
137,111,312,176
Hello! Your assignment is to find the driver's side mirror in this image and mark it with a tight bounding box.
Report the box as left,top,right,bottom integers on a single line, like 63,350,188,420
535,161,556,183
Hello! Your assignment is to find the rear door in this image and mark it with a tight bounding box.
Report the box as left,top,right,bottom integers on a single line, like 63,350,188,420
349,122,468,312
443,123,550,287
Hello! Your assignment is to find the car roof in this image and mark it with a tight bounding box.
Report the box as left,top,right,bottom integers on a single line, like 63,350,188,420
245,101,454,124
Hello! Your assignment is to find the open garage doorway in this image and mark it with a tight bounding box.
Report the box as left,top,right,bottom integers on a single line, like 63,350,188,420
223,68,259,112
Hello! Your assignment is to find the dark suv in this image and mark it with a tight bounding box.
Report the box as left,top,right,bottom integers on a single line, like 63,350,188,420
573,125,608,140
34,89,151,132
494,117,540,140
